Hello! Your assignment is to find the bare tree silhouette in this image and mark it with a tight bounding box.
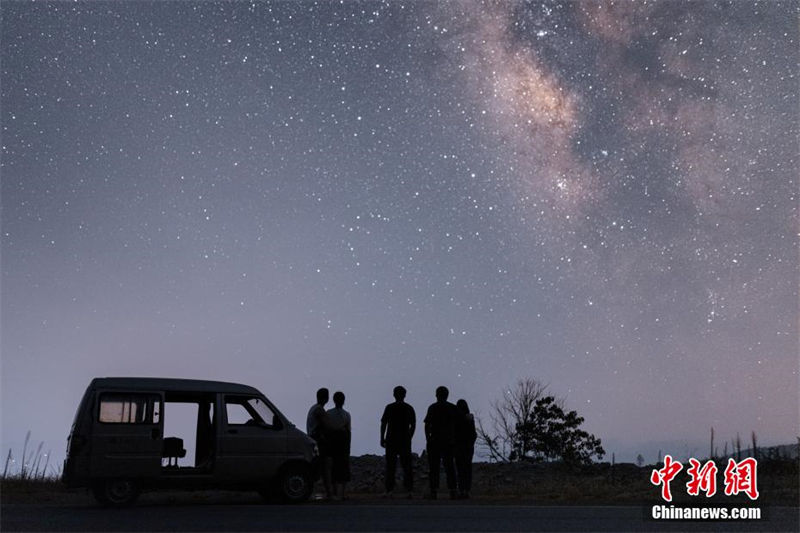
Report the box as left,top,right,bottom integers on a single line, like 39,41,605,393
477,378,604,465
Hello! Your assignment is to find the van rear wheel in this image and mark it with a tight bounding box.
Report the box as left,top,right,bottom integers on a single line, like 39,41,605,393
276,464,312,503
92,478,140,507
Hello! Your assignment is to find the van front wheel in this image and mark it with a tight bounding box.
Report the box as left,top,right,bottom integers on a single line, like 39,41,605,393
276,464,312,503
92,479,140,507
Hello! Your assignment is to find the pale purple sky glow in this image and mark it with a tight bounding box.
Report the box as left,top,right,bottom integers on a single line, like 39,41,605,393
2,1,797,469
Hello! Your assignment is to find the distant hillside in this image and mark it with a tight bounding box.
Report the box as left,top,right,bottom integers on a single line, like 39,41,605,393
734,443,799,461
598,439,800,465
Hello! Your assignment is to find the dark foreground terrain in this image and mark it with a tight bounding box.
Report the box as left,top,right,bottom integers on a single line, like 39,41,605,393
2,500,799,532
2,457,797,532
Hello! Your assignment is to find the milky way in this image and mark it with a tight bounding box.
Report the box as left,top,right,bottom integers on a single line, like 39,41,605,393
2,1,797,464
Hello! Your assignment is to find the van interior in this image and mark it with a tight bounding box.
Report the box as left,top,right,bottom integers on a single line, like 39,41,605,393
161,392,215,472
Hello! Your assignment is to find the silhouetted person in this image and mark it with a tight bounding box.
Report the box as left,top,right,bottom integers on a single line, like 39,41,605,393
380,385,416,498
424,386,458,499
326,391,351,500
454,399,477,498
307,387,332,499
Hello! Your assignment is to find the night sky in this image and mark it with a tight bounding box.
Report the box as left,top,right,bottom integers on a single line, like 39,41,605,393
2,1,797,468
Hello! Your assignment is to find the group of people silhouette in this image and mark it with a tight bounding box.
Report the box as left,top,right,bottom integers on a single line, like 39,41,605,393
307,385,477,501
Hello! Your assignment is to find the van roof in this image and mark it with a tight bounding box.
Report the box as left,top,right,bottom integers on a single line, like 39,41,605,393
90,377,261,395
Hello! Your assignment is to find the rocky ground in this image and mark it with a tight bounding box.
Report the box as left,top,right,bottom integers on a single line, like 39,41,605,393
349,454,799,506
2,456,796,506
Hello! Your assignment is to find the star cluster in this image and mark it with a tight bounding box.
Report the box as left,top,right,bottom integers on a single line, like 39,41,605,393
2,1,797,462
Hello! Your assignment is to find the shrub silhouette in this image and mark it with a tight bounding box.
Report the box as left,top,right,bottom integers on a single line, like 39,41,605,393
513,396,605,465
479,379,605,466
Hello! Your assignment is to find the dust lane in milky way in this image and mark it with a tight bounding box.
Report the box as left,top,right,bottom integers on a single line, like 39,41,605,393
1,1,797,464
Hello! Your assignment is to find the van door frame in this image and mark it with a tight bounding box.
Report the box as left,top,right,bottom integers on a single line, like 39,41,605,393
215,393,287,483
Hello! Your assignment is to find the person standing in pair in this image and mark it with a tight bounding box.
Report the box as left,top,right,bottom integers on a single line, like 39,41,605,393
423,386,458,499
454,399,477,499
306,388,332,499
380,386,416,498
326,391,351,500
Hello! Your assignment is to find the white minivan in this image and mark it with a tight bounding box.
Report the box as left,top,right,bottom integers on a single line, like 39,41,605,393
62,377,318,506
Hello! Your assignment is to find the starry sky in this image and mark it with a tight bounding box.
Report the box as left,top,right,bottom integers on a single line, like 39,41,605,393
2,1,797,468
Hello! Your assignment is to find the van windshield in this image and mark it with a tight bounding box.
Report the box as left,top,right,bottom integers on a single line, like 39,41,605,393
225,396,280,428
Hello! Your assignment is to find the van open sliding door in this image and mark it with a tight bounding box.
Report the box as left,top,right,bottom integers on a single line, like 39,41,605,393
89,390,164,479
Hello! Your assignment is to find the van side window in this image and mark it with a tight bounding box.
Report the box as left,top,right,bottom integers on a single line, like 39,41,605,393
224,396,280,428
98,393,160,424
